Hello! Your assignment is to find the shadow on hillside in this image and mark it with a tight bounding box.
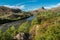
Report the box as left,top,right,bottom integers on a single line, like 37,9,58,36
0,16,31,24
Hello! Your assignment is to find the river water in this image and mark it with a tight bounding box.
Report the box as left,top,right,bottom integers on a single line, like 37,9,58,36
0,16,35,30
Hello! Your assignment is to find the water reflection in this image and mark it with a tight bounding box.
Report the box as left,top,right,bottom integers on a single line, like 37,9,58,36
27,16,35,21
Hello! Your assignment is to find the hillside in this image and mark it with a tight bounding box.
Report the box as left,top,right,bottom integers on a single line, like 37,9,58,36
29,10,60,40
30,7,46,15
0,6,32,24
0,6,60,40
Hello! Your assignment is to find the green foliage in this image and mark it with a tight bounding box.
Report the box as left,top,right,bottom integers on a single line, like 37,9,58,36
18,22,30,33
45,24,60,40
0,30,3,40
34,24,60,40
0,22,31,40
0,26,16,40
6,26,16,37
31,17,38,26
31,10,60,40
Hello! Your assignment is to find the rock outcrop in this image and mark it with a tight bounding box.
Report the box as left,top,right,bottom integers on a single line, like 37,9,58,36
13,32,32,40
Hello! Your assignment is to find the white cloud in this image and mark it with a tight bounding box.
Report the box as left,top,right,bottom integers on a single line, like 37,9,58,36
15,0,37,6
27,3,60,11
2,2,60,11
32,8,38,10
45,3,60,9
57,3,60,6
3,5,25,9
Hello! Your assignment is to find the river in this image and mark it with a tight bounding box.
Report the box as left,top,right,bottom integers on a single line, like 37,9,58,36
0,16,35,30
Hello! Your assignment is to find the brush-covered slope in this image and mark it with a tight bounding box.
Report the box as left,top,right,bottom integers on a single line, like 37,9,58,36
29,10,60,40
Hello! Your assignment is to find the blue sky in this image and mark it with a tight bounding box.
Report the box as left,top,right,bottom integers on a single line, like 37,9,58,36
0,0,60,11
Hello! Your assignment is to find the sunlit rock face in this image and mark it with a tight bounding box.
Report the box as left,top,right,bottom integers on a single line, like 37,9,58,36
13,32,32,40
